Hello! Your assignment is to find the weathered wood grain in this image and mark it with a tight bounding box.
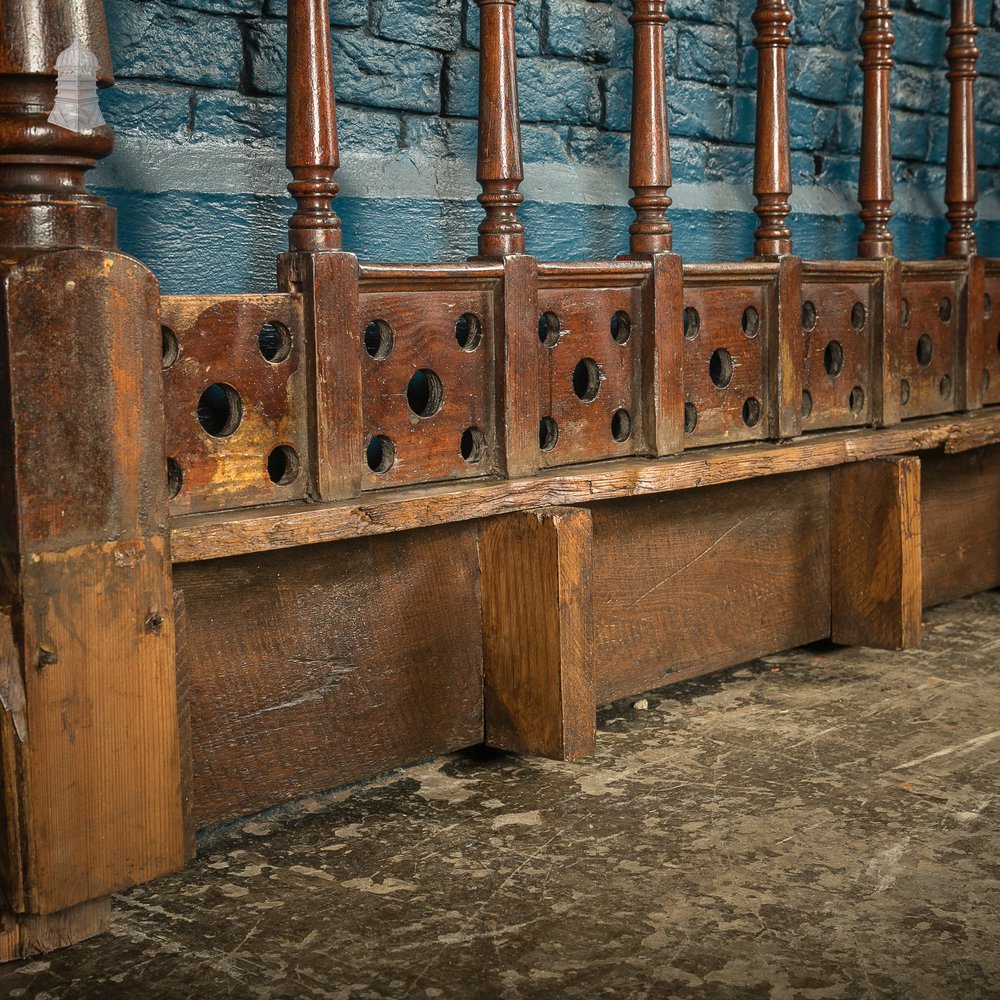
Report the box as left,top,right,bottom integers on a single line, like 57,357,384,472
0,897,110,963
480,507,595,760
590,471,831,703
176,523,485,828
831,457,921,649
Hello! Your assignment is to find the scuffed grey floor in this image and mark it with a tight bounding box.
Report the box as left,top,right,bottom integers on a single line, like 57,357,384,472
5,591,1000,999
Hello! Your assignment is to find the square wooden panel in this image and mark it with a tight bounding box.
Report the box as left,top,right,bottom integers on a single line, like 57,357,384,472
359,284,497,489
983,262,1000,406
800,266,878,431
161,294,310,515
895,265,964,419
536,277,645,468
681,268,774,447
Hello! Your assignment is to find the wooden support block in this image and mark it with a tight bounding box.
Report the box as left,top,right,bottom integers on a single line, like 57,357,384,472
480,507,595,760
641,251,684,456
770,253,803,439
0,897,110,963
961,254,986,412
831,457,921,650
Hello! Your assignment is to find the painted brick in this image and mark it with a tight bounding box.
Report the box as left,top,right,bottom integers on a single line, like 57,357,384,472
730,90,754,145
677,24,738,86
893,62,946,115
263,0,368,24
788,47,857,105
602,69,631,132
106,0,243,88
172,0,260,13
668,137,710,183
518,57,603,125
102,82,192,137
371,0,462,52
908,0,949,17
891,10,947,68
703,143,753,183
662,0,740,28
787,97,837,151
246,19,443,114
670,80,731,141
442,51,479,117
788,0,858,47
462,0,543,55
567,126,630,169
546,0,625,66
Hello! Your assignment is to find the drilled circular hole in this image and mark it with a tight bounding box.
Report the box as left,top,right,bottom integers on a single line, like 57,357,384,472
572,358,601,402
259,321,291,363
267,445,300,485
366,435,395,473
460,426,486,463
611,311,632,345
167,458,183,499
939,374,952,399
939,297,952,322
684,402,698,434
709,348,733,389
364,319,394,360
162,326,179,370
900,379,911,405
455,313,483,352
901,299,911,327
683,306,700,341
851,301,867,332
538,311,561,347
849,385,865,415
986,293,993,320
801,389,813,419
802,301,817,332
539,416,559,452
407,369,444,417
823,340,845,379
742,396,761,427
742,305,760,339
197,383,243,438
916,333,933,368
611,408,632,442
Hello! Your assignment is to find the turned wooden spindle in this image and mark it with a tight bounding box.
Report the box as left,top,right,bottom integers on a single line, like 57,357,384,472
857,0,895,259
751,0,793,259
286,0,342,252
944,0,979,258
628,0,673,256
0,1,116,249
474,0,526,259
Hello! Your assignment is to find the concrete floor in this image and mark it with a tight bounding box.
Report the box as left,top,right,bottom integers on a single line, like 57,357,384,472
3,591,1000,999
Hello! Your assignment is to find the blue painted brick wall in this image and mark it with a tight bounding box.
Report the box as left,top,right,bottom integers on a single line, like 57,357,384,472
95,0,1000,293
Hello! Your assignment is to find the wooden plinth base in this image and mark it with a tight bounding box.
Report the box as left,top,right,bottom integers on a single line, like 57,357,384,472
0,898,110,963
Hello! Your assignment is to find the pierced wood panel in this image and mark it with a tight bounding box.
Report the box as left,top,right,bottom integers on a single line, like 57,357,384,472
681,267,775,447
359,284,498,489
982,262,1000,406
536,273,646,468
800,266,878,431
895,265,963,419
161,294,310,515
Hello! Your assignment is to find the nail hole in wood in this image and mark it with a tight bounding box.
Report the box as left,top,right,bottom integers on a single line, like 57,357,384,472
742,396,761,427
742,306,760,338
167,458,183,498
984,369,991,394
939,297,952,323
851,302,867,332
259,321,292,363
824,341,844,379
367,435,395,473
684,402,698,433
538,311,561,347
573,358,601,402
267,445,300,485
901,299,911,327
407,369,444,417
801,389,813,418
455,313,482,352
709,348,733,389
683,306,700,341
986,293,992,320
197,383,243,438
939,375,952,399
916,334,933,368
849,385,865,415
539,416,559,451
802,301,817,332
611,311,632,345
901,379,911,405
162,326,179,370
364,320,394,360
611,408,632,442
460,426,486,463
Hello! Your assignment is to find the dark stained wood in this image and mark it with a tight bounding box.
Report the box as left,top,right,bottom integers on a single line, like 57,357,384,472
285,0,342,251
480,508,595,760
640,252,684,455
628,0,673,256
750,0,793,259
0,251,184,913
590,471,831,703
176,524,485,828
771,254,803,437
473,0,526,259
943,0,980,258
0,0,116,249
0,897,110,963
170,408,1000,563
921,446,1000,608
963,254,986,411
982,260,1000,406
857,0,895,259
161,293,312,514
873,256,903,426
831,457,921,650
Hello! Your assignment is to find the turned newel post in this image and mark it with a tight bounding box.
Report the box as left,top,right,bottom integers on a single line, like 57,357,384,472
474,0,526,259
628,0,673,256
751,0,793,259
0,2,116,248
286,0,342,251
944,0,979,258
857,0,895,259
